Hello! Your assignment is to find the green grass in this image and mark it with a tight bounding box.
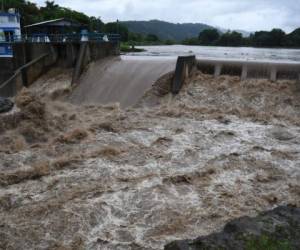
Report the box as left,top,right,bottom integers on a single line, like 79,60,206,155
120,43,145,53
245,234,292,250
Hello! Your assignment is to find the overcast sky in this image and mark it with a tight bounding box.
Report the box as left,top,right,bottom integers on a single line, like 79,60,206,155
32,0,300,32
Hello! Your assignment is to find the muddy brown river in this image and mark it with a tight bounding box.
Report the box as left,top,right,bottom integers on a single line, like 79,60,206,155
0,65,299,249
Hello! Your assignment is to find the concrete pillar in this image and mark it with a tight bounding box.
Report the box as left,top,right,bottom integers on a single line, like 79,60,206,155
270,67,277,82
72,42,90,85
172,55,195,94
214,64,222,78
21,67,28,87
66,43,76,67
241,64,248,80
12,42,28,69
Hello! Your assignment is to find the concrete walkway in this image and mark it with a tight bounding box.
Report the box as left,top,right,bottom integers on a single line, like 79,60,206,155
69,56,176,108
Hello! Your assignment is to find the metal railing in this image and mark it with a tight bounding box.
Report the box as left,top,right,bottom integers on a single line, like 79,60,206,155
0,33,121,44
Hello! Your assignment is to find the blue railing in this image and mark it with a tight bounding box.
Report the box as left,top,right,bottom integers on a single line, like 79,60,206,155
0,43,13,56
1,33,121,43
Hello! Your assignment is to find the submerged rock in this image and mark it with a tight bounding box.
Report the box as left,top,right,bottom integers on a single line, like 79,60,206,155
271,128,295,141
0,97,14,114
165,205,300,250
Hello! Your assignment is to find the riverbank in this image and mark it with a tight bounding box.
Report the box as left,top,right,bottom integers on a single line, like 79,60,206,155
0,67,299,249
165,205,300,249
120,43,146,53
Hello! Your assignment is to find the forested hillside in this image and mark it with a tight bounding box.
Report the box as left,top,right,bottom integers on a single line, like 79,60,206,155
2,0,104,32
122,20,213,42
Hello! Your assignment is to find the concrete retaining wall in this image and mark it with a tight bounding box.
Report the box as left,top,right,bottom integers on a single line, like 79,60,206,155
72,42,120,84
0,58,14,85
13,43,57,68
0,53,56,97
0,71,23,97
171,55,196,94
89,42,120,60
0,41,120,97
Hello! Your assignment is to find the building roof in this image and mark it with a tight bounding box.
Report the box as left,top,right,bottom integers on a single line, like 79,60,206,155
24,18,83,28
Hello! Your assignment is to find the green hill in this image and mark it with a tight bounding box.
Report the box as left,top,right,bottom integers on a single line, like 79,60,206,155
121,20,214,42
286,28,300,47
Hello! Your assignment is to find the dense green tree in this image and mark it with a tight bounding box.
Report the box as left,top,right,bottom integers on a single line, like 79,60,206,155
217,31,243,46
251,29,286,47
198,29,220,45
182,37,200,45
286,28,300,47
251,31,271,47
89,16,104,32
128,32,145,42
104,22,128,41
3,0,42,26
145,34,159,42
165,39,176,45
3,0,104,32
269,29,286,47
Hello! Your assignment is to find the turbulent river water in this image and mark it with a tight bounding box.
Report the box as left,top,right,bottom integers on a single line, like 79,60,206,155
127,45,300,63
0,46,300,250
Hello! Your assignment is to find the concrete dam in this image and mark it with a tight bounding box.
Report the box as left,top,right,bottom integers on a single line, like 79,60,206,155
1,41,299,110
68,55,300,109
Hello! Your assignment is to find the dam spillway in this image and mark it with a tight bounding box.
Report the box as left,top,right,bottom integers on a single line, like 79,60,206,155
68,55,300,109
69,56,176,108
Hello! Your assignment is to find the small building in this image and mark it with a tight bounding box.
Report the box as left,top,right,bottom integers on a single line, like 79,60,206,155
0,8,21,57
24,18,84,42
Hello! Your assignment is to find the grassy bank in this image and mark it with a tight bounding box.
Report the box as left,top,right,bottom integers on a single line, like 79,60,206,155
120,43,146,53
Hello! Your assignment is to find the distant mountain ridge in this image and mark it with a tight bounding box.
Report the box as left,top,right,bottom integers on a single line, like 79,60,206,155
121,20,214,42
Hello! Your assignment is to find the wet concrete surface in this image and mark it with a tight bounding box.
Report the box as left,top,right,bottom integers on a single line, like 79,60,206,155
69,56,176,108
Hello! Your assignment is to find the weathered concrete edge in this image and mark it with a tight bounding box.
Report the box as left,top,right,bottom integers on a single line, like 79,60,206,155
71,42,90,85
171,55,196,94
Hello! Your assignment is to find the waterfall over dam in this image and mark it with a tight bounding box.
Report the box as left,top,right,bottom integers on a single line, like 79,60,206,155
69,56,176,108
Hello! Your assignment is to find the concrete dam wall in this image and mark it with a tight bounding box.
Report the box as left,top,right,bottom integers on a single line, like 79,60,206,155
69,57,176,108
69,55,300,109
0,41,120,98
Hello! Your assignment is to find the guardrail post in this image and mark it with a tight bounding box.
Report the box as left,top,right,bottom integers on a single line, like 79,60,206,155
214,64,222,77
270,67,277,82
241,64,248,80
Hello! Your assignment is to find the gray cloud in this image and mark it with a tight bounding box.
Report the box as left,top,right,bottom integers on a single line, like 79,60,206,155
32,0,300,32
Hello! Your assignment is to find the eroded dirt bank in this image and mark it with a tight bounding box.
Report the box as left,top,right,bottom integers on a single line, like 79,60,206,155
0,70,300,250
